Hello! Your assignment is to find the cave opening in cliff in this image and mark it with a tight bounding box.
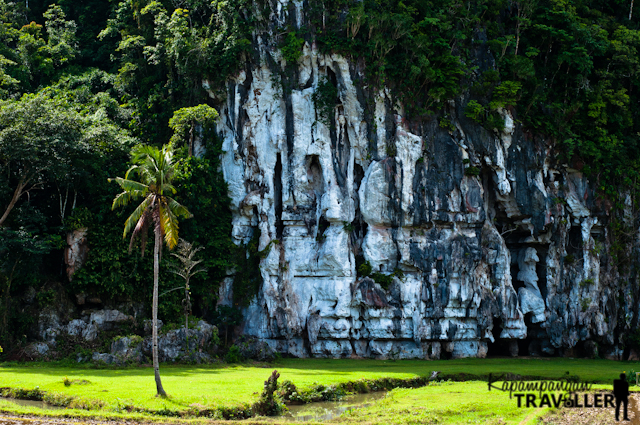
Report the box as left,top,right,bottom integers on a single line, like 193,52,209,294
354,162,365,189
275,153,284,239
567,225,583,256
441,345,453,360
519,312,545,356
326,66,338,88
307,154,324,198
487,317,513,356
318,214,330,240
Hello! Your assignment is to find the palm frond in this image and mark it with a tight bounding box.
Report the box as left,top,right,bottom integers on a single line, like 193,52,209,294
124,165,137,180
159,198,179,250
191,266,207,277
169,238,207,280
111,177,148,210
123,196,152,239
130,208,152,256
186,260,206,276
113,177,148,193
166,196,192,219
111,191,132,210
168,263,188,280
160,183,177,195
131,144,159,164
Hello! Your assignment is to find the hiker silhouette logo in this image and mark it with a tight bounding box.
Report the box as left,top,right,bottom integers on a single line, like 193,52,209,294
613,373,630,422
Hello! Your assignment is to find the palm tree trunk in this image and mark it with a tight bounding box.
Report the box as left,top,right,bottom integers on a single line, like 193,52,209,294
153,230,167,397
184,281,189,351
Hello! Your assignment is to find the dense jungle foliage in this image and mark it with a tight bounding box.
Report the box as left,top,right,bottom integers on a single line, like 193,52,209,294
1,0,640,351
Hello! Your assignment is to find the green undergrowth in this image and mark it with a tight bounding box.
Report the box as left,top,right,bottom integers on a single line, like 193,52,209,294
279,375,436,404
0,400,172,424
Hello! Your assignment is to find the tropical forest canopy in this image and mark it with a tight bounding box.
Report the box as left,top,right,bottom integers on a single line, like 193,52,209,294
1,0,640,345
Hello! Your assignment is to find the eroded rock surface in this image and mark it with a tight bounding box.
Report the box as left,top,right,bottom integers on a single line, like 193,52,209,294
64,228,88,282
211,1,638,359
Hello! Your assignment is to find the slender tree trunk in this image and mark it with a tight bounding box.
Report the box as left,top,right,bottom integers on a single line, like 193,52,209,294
0,175,30,227
153,231,167,397
184,279,189,351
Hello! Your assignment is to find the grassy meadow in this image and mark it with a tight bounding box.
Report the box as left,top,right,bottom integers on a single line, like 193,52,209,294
0,357,638,424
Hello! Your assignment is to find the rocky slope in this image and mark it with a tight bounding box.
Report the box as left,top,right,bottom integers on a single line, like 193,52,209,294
210,0,639,359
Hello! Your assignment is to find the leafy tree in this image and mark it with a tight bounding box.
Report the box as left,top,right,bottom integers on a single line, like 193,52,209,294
98,0,252,143
110,143,191,397
0,2,79,94
0,89,134,227
42,4,78,67
168,104,218,156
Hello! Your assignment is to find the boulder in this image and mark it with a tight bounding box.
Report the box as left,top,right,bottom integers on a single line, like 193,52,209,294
25,342,50,359
142,321,217,362
89,309,132,331
110,335,144,363
66,319,87,337
37,308,62,345
236,335,276,361
92,352,117,364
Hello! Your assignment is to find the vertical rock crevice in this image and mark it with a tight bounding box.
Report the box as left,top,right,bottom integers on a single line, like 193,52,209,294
275,153,284,240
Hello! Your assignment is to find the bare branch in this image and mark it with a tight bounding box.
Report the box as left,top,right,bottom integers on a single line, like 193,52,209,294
0,173,36,227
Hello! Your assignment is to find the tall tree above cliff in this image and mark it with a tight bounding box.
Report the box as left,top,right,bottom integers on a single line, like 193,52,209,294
111,143,191,397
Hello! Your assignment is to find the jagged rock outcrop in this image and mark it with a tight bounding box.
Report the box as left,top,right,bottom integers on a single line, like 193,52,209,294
212,1,638,359
141,321,218,362
64,228,88,282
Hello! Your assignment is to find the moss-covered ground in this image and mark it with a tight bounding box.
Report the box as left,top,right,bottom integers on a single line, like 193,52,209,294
0,357,638,423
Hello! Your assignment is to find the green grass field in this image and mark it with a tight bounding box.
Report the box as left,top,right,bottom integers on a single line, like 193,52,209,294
0,382,550,425
334,381,549,425
0,357,638,423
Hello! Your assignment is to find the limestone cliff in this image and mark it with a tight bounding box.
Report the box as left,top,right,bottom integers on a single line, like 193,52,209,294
211,1,638,359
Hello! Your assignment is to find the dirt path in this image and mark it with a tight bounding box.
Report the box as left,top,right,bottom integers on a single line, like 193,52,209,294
519,411,538,424
0,417,125,425
540,393,640,425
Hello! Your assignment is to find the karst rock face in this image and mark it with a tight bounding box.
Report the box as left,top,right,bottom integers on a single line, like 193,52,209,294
210,1,636,359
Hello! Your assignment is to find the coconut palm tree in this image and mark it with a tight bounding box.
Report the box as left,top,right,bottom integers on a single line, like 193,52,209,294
110,144,191,397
